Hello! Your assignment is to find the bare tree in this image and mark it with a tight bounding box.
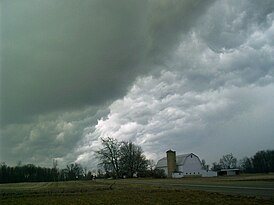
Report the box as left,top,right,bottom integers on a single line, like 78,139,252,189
95,137,121,178
52,159,58,182
219,153,237,169
147,159,155,171
211,162,222,171
252,150,274,173
120,141,148,177
64,163,83,180
201,159,209,171
96,138,148,178
239,157,253,173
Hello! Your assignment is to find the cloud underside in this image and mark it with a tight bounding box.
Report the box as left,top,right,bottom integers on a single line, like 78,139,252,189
1,0,274,168
1,0,211,125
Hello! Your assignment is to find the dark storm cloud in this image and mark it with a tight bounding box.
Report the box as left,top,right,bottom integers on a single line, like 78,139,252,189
1,0,215,167
1,0,213,126
0,105,108,167
1,0,147,125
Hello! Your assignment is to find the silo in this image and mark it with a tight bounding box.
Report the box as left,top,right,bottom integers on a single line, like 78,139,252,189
166,150,176,178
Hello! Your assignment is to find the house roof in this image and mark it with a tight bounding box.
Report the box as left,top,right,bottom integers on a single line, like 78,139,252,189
220,169,239,171
156,153,198,168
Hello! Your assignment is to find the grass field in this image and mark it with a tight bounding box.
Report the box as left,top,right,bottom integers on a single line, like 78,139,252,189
1,174,274,205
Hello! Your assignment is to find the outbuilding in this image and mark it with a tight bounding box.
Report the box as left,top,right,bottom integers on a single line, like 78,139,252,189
218,169,240,176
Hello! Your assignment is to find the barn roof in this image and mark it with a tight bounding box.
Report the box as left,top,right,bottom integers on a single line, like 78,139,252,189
156,153,198,168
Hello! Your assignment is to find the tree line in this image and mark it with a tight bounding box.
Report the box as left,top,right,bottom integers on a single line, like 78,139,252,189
0,137,165,183
210,150,274,173
1,137,273,183
239,150,274,173
0,161,93,184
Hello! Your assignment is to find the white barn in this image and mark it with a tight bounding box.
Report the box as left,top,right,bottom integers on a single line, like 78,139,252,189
156,150,217,178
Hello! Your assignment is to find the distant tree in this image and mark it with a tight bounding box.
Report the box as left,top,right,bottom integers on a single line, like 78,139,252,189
252,150,274,173
64,163,83,180
147,160,156,171
153,168,166,178
95,137,122,178
25,164,36,181
52,159,58,182
0,162,8,183
119,141,148,178
86,171,93,180
239,157,253,173
211,162,222,171
0,162,89,183
201,159,209,171
96,168,105,178
59,169,67,181
219,153,237,169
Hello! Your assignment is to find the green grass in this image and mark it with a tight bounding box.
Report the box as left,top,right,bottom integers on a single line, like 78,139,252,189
1,174,274,205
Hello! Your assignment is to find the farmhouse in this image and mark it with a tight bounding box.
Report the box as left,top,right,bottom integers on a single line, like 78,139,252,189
156,150,217,178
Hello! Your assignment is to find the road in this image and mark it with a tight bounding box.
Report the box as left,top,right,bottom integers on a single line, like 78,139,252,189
163,183,274,198
116,179,274,198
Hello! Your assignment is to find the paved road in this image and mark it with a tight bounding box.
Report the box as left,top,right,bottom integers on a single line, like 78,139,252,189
164,183,274,198
117,180,274,198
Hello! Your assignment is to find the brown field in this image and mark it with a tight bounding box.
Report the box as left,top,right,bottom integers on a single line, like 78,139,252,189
1,173,274,205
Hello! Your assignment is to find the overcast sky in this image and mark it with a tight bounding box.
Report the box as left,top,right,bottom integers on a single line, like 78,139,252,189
1,0,274,169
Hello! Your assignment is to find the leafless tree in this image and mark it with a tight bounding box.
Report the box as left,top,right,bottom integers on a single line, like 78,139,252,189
95,137,122,178
201,159,209,171
96,138,148,178
120,141,148,177
219,153,237,169
147,159,156,171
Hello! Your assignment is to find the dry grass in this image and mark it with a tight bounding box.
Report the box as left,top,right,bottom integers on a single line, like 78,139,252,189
1,187,274,205
1,174,274,205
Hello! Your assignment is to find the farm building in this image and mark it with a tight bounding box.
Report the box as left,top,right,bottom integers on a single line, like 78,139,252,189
156,150,217,178
218,169,240,176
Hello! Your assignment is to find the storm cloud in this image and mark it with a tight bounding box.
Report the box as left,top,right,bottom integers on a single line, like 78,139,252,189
1,0,274,168
1,0,211,125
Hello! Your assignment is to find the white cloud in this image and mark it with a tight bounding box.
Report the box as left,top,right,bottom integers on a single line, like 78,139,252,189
84,71,274,165
79,0,274,166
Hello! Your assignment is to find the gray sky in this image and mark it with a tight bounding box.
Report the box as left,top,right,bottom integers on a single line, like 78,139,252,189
1,0,274,169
